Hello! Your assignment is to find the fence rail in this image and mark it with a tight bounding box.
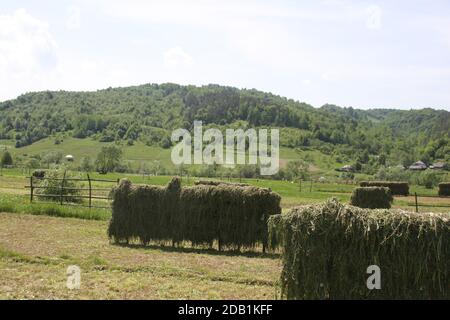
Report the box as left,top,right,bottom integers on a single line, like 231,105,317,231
26,172,119,209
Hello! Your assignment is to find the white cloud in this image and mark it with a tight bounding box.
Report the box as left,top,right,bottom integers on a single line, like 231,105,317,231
365,5,382,30
66,6,81,30
163,46,194,68
0,9,57,76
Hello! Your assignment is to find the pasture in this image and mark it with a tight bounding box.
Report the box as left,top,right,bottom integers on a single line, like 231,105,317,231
0,168,449,299
0,167,448,212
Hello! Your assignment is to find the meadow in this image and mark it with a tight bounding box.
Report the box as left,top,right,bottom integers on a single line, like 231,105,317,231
0,163,449,299
0,166,449,218
1,136,343,175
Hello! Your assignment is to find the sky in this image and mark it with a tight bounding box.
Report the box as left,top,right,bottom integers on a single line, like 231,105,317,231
0,0,450,110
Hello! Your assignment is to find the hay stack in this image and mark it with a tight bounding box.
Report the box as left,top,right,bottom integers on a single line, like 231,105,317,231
360,181,409,196
438,183,450,196
109,177,281,250
269,198,450,299
350,187,393,209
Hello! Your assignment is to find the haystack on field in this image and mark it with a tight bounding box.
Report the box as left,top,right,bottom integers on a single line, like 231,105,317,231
108,178,281,250
269,199,450,299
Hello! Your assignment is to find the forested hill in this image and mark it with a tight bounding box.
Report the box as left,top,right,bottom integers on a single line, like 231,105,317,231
0,83,449,165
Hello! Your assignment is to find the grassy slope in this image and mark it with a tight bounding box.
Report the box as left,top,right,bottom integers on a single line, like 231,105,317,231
6,137,173,168
2,136,345,175
0,213,279,299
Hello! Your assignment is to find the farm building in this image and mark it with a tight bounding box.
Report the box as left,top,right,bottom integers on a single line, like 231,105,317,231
430,162,448,170
336,165,354,172
408,161,427,171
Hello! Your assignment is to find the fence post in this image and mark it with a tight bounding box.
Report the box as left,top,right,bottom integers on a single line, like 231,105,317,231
310,180,313,192
60,170,67,205
415,192,418,213
298,179,302,192
87,173,92,209
30,176,34,203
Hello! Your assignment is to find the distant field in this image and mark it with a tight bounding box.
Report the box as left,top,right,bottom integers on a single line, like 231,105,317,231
3,137,175,170
0,137,449,218
0,137,346,176
0,168,449,214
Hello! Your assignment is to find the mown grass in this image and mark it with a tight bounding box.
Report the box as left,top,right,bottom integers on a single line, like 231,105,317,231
0,213,279,299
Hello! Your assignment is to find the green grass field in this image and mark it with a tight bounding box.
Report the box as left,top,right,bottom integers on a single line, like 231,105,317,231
1,167,449,215
1,137,347,176
0,139,449,299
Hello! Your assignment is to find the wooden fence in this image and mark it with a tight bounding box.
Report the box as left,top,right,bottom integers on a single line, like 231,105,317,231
26,173,119,209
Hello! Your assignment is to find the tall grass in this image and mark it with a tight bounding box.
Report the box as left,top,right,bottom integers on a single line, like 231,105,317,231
0,194,110,220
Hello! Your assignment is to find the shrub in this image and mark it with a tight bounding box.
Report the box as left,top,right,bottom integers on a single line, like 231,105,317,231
1,150,13,166
375,166,411,182
35,169,83,203
32,170,46,179
95,145,122,173
360,181,409,196
438,183,450,196
108,177,281,250
350,187,393,209
268,199,450,299
414,170,441,189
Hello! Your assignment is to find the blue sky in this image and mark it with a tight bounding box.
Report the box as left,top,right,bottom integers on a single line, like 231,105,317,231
1,0,450,110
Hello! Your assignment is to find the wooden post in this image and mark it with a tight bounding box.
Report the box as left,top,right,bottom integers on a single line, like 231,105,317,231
30,176,34,203
87,173,92,209
415,192,418,213
299,179,302,192
60,170,67,205
310,180,313,192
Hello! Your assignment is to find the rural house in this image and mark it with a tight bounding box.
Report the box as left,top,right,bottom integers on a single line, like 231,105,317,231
430,162,447,170
408,161,427,170
337,165,354,172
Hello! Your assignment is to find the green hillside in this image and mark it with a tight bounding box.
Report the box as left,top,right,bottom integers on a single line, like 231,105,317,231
0,83,449,174
1,136,343,177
